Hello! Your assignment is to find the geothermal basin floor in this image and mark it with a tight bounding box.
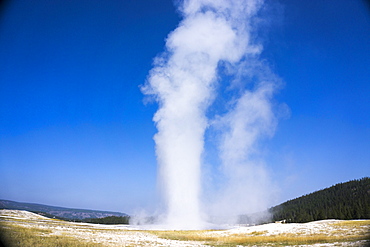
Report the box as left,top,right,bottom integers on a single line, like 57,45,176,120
0,210,369,246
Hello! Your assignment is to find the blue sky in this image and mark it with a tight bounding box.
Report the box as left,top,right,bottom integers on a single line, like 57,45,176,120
0,0,369,214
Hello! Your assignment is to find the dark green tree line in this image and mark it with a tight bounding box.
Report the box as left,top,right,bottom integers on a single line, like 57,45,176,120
270,177,370,223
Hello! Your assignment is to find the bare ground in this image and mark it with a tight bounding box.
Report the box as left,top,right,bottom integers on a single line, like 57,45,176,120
0,210,369,246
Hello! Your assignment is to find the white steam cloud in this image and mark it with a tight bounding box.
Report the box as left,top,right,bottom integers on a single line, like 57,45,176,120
142,0,281,229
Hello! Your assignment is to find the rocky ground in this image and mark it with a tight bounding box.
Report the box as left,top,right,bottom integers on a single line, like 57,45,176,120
0,210,369,246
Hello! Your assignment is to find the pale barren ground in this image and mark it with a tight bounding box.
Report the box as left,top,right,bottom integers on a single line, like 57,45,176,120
0,210,369,246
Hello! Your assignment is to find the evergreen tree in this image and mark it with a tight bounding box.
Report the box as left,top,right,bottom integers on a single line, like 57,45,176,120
269,177,370,223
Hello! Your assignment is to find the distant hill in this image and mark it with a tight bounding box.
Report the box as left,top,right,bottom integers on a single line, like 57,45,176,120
0,199,128,220
270,177,370,223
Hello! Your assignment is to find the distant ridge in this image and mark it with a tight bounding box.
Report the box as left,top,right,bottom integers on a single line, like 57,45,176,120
270,177,370,223
0,199,128,220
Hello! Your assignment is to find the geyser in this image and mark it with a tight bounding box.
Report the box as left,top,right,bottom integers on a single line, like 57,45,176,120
142,0,281,229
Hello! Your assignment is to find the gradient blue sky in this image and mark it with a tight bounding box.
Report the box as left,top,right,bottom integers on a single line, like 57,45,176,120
0,0,369,214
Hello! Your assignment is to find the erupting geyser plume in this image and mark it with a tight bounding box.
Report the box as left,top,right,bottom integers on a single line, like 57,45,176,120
142,0,282,229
